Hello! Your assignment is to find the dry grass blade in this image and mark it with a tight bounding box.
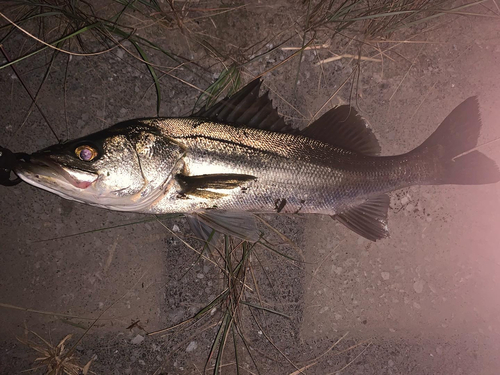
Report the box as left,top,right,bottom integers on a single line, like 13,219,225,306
385,0,493,33
0,0,198,124
240,301,291,320
389,45,424,101
248,308,302,374
32,215,181,243
288,332,350,375
315,53,381,65
326,340,372,374
0,22,102,71
149,235,264,373
147,288,230,336
288,362,318,375
11,44,61,145
0,44,58,145
18,330,93,375
309,68,357,124
205,237,253,374
155,219,224,271
0,11,115,57
0,302,116,321
255,216,305,262
130,39,162,116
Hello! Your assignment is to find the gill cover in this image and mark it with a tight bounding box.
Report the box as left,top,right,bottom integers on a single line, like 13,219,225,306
15,121,184,211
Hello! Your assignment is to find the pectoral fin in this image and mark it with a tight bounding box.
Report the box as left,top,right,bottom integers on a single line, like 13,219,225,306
189,210,260,242
333,194,390,241
176,173,256,198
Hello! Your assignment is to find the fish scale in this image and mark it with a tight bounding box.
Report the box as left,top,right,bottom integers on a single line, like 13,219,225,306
142,118,444,215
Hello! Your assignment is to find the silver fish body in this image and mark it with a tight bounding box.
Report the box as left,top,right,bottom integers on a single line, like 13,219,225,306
141,118,430,215
13,80,500,241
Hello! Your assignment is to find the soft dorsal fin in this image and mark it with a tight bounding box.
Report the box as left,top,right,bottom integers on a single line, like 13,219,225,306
193,79,294,132
333,194,390,241
302,106,381,155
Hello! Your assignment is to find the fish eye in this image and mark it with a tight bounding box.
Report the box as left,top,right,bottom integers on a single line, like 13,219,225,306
75,145,98,161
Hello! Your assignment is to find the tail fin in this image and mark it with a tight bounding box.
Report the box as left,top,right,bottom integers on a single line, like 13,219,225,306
443,150,500,185
414,97,500,185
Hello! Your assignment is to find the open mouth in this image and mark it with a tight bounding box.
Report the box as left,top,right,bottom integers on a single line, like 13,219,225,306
25,154,98,189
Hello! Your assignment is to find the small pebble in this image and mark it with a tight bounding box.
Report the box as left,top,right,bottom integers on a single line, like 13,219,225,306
319,306,329,314
381,272,390,280
413,279,425,294
186,341,198,352
131,334,144,345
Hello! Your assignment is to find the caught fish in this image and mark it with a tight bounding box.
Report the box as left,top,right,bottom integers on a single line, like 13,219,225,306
13,80,500,241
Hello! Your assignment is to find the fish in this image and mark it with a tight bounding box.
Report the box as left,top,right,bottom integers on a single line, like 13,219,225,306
13,79,500,242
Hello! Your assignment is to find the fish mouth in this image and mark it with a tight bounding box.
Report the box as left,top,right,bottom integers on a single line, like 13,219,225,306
15,154,98,190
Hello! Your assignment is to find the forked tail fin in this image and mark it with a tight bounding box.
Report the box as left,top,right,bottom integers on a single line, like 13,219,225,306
414,97,500,185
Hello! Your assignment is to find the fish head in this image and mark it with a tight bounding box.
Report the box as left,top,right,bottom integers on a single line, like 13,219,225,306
15,120,185,211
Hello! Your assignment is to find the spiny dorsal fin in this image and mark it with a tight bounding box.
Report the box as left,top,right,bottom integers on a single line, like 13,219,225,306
302,106,381,155
333,194,390,241
193,79,294,132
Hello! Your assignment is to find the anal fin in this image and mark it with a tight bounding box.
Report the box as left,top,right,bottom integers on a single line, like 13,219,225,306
333,194,390,241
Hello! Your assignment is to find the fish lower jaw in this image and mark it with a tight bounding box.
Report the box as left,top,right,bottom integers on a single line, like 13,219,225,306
17,172,88,204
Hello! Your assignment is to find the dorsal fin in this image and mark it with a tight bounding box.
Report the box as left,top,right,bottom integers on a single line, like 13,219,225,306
193,79,294,132
302,106,381,155
333,194,390,241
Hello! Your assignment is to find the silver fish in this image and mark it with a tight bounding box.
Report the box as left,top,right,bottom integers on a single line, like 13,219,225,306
14,80,500,241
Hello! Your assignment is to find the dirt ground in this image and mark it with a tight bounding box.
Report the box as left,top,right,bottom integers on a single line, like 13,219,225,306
1,1,500,374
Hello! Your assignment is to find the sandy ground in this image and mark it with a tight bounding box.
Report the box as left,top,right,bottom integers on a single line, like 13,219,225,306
1,1,500,374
